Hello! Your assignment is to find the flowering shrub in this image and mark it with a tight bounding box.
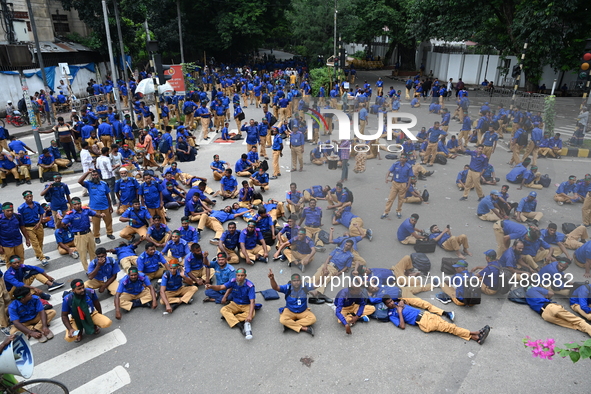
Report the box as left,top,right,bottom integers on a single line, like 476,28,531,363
524,337,591,363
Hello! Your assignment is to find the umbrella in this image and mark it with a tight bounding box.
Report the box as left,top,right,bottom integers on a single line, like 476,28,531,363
135,78,154,95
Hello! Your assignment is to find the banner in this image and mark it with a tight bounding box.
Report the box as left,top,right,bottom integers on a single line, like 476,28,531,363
165,65,186,95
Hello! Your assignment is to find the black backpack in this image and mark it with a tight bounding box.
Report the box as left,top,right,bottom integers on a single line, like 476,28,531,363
462,273,482,305
183,105,194,115
539,174,551,188
344,187,354,203
422,189,429,202
158,138,170,154
410,253,431,275
269,114,277,127
517,131,528,146
508,286,529,304
489,263,511,294
434,154,447,165
562,222,577,234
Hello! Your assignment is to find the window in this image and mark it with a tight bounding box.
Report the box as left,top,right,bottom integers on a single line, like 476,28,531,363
52,14,70,34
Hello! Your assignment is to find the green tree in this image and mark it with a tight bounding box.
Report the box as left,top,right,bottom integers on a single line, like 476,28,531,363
410,0,591,89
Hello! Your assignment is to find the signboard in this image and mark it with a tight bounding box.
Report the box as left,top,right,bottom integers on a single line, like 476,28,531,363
58,62,70,78
165,65,186,95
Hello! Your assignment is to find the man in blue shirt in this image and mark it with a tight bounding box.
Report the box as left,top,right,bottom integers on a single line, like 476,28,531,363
136,242,167,280
460,145,488,201
309,240,354,297
139,172,165,221
217,221,240,265
145,215,172,248
203,252,236,303
477,190,507,222
39,173,71,228
269,271,315,335
438,260,477,306
554,175,579,205
286,182,304,217
79,170,114,243
274,229,316,272
160,261,197,315
382,154,414,219
85,247,120,295
570,283,591,320
573,240,591,278
210,154,230,181
383,295,489,343
250,166,270,192
334,285,375,335
539,258,572,296
9,287,56,341
526,286,591,336
0,151,23,187
114,168,140,214
239,221,269,265
515,191,543,226
18,190,48,264
37,149,58,183
471,249,504,295
119,200,152,242
162,230,191,263
481,125,499,159
55,224,78,259
206,268,256,339
114,267,157,320
184,243,215,286
62,197,104,270
493,219,528,257
219,169,238,199
397,213,426,245
290,126,305,172
423,122,447,166
298,198,324,249
429,224,472,258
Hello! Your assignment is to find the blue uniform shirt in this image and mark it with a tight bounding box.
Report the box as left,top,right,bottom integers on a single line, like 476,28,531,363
334,287,368,325
87,257,120,281
464,150,489,172
62,208,96,233
4,264,44,291
43,183,71,212
526,287,553,314
239,228,264,250
388,162,414,184
221,175,238,192
397,218,415,242
162,239,190,259
220,230,240,250
17,201,43,226
147,224,171,241
506,164,527,182
301,207,322,227
115,178,140,205
121,207,152,228
574,240,591,264
501,220,528,240
477,195,496,215
161,270,184,291
279,283,314,314
329,247,354,271
83,180,111,210
570,284,591,314
117,273,151,295
54,227,74,244
387,304,422,327
8,296,44,322
223,278,256,305
516,197,537,213
177,226,200,244
139,181,164,209
136,251,167,273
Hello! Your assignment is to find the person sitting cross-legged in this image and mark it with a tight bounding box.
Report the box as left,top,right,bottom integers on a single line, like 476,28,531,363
62,279,112,342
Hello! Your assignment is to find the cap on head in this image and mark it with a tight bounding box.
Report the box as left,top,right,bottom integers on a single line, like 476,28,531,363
529,191,537,198
490,190,500,196
484,249,497,259
452,260,468,268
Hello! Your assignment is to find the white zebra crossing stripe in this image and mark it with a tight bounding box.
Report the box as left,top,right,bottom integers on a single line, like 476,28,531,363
29,329,127,380
70,366,131,394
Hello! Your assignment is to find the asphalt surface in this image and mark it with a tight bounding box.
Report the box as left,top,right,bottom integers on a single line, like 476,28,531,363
1,70,590,393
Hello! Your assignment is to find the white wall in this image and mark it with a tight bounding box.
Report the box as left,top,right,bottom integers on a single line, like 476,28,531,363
446,54,463,83
479,55,500,84
462,55,483,84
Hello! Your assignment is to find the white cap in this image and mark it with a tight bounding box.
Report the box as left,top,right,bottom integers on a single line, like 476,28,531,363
119,167,128,173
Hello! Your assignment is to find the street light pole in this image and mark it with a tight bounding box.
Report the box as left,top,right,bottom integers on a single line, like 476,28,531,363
101,0,122,115
25,0,55,125
177,0,185,63
112,0,134,117
333,0,337,59
511,41,528,105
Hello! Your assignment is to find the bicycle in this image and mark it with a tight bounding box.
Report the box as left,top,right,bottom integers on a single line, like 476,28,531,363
0,375,69,393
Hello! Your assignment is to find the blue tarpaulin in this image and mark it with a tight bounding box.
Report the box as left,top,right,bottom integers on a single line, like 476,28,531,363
0,63,96,91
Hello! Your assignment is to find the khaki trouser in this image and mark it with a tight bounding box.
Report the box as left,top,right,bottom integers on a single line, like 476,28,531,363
463,169,484,198
521,249,549,271
161,286,198,305
38,164,58,180
7,275,48,297
564,226,589,250
442,283,466,306
280,308,316,332
218,248,239,264
24,225,44,260
483,146,493,159
571,304,591,321
18,166,30,180
478,211,499,222
404,196,422,204
221,301,255,327
147,208,166,222
221,189,238,199
349,217,367,238
291,146,303,170
119,288,153,311
282,249,311,264
522,141,539,166
198,216,224,239
424,142,438,165
213,171,224,181
337,304,376,324
400,235,418,245
1,243,24,265
541,303,591,335
120,256,138,273
100,136,113,148
74,232,96,271
201,117,210,140
240,244,270,261
510,143,522,165
187,267,215,283
120,225,148,241
493,220,509,257
554,194,574,203
84,278,119,296
384,181,407,215
250,179,270,191
517,211,543,223
305,226,323,246
117,204,130,215
417,311,471,340
442,234,469,252
145,266,166,280
64,311,112,342
10,309,56,335
583,192,591,226
311,263,339,294
391,255,415,286
0,279,12,327
92,209,113,238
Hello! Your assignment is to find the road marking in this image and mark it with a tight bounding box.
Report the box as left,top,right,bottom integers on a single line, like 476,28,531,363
70,366,131,394
30,329,127,379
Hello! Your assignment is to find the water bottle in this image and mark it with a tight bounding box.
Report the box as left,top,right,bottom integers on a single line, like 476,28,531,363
243,322,253,340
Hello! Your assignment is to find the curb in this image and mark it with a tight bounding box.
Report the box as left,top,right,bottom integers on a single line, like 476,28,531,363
500,140,590,159
5,167,83,186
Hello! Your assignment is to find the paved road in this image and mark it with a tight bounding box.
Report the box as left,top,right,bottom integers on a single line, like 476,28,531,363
0,71,589,393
